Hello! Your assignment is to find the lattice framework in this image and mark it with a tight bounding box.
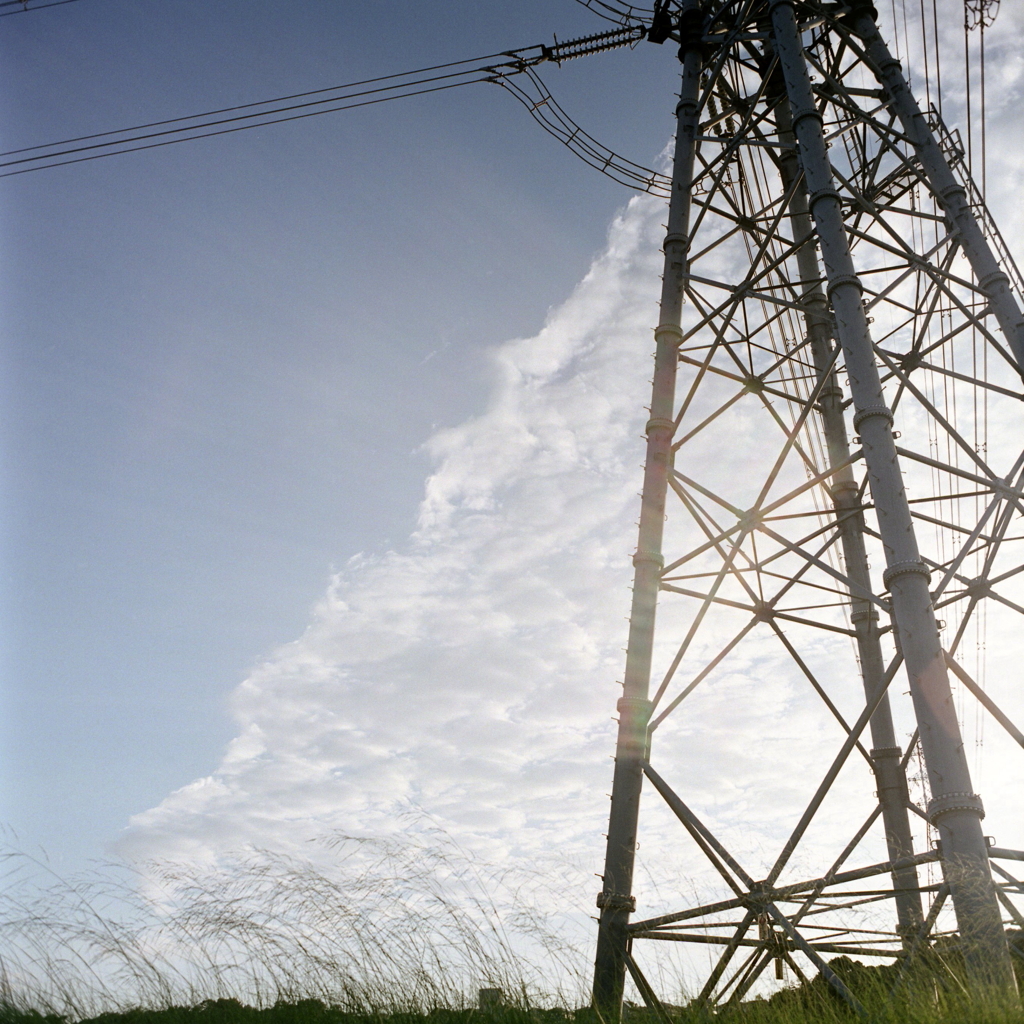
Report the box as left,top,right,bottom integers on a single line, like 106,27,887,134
593,1,1024,1014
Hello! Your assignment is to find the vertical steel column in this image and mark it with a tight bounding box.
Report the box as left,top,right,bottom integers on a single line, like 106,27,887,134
592,8,703,1017
850,6,1024,372
775,92,923,943
769,0,1015,991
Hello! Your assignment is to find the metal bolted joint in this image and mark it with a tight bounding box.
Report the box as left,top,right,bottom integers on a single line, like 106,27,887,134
616,697,653,717
849,607,879,624
928,792,985,825
825,273,864,299
631,551,664,568
852,405,894,431
881,560,931,589
645,417,676,435
597,892,637,912
871,746,902,760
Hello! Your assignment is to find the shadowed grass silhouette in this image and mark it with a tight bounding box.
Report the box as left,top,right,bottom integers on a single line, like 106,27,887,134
2,832,1023,1024
0,829,591,1019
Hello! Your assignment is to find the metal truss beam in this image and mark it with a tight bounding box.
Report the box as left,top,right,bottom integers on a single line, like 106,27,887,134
846,12,1024,373
769,0,1012,989
773,77,922,942
593,0,1024,1013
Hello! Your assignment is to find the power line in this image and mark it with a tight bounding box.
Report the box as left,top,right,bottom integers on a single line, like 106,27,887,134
494,65,667,196
1,52,519,159
1,25,647,179
0,66,520,177
0,80,487,178
0,68,504,171
572,0,655,25
0,0,81,17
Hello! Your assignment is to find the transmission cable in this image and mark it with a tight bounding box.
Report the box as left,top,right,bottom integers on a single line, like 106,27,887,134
2,52,520,160
0,77,489,177
0,0,79,15
1,24,648,180
490,64,669,196
572,0,655,26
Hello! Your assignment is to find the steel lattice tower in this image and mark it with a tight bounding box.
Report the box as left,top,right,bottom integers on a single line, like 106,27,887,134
592,0,1024,1015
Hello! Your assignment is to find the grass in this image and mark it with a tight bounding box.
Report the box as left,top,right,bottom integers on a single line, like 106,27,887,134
0,831,592,1019
0,1002,589,1024
2,833,1023,1024
3,981,1024,1024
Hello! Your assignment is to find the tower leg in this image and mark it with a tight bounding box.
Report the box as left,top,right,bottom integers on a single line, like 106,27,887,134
592,9,703,1019
769,0,1016,992
774,91,923,943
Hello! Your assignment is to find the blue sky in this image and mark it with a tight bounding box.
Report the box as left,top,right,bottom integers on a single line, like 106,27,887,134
0,0,681,871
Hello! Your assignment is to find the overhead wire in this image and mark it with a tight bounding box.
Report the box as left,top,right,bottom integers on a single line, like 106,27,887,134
0,54,538,177
931,0,943,117
0,0,80,16
489,64,668,195
0,78,488,178
963,4,973,178
979,15,986,199
1,52,522,159
924,0,1015,788
919,0,931,111
0,26,649,180
571,0,655,26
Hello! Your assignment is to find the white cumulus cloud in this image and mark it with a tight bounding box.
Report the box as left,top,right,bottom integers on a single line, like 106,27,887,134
117,193,666,873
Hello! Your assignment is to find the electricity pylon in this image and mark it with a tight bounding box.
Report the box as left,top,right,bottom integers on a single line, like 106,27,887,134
593,0,1024,1015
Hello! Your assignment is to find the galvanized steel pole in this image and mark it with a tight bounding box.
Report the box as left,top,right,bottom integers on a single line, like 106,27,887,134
769,0,1016,991
774,92,924,944
592,6,703,1016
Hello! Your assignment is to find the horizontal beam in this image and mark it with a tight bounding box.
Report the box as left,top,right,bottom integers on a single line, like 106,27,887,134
632,930,902,960
991,849,1024,863
627,850,941,932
